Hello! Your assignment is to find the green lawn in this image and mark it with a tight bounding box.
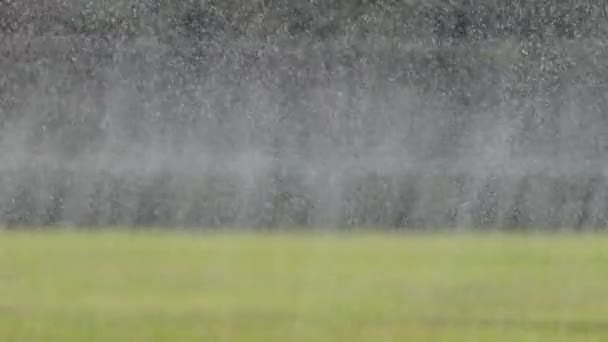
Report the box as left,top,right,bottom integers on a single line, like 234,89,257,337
1,231,608,341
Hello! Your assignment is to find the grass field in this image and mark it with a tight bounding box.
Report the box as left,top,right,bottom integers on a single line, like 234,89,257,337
1,231,608,341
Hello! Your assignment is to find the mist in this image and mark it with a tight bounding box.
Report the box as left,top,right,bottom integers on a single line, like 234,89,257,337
1,0,608,229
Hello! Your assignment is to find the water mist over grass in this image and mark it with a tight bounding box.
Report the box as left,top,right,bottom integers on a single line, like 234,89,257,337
1,1,608,229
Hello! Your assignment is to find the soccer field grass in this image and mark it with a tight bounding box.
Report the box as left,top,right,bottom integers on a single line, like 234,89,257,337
1,231,608,341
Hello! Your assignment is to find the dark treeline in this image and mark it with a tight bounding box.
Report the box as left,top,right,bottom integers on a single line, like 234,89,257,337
1,0,608,229
2,1,607,37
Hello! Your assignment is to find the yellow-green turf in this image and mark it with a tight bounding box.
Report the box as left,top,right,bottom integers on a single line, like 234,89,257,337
1,230,608,341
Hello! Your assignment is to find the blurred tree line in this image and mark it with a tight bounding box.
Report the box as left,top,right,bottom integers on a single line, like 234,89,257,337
1,0,608,229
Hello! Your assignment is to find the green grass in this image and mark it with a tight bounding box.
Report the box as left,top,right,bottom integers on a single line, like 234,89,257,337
1,231,608,341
